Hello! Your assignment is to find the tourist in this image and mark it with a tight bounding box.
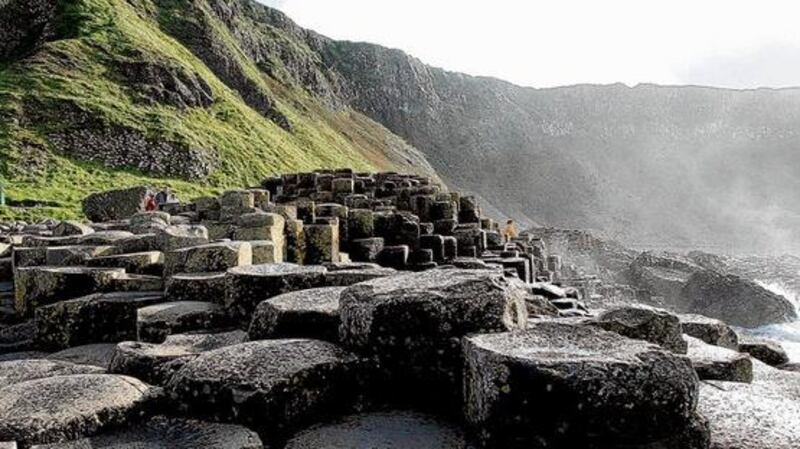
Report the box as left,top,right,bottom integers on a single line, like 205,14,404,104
503,219,518,242
144,194,157,211
154,188,168,206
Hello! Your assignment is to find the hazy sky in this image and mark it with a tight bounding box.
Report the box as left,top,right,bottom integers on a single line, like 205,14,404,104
257,0,800,89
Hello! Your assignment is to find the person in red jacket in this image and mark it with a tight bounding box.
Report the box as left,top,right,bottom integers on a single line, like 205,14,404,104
145,194,157,211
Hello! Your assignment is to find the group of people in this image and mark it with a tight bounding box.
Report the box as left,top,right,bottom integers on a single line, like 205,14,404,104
144,188,178,212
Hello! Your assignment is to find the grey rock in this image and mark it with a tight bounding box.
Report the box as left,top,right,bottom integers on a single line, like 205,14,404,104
463,321,705,448
593,304,687,353
738,335,790,366
47,343,118,370
30,416,262,449
165,272,227,303
249,287,345,342
155,225,209,252
52,221,94,237
225,263,327,322
137,301,229,343
679,314,739,350
88,251,164,276
83,187,152,222
164,241,251,277
14,266,125,318
166,339,366,439
109,330,247,386
685,336,753,383
0,359,105,388
0,374,158,446
284,411,472,449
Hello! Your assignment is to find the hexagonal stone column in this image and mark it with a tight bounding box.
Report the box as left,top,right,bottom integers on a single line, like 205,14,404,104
137,301,230,343
339,269,528,408
225,263,327,322
303,223,339,265
164,241,252,277
165,272,226,303
249,287,345,342
166,339,367,440
15,266,125,318
463,321,707,448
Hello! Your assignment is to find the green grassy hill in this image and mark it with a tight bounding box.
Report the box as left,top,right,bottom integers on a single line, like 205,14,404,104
0,0,438,220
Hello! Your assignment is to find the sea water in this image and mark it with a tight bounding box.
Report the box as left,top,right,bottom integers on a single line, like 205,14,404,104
747,281,800,362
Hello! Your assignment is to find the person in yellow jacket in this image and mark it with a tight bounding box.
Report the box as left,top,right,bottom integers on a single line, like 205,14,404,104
502,219,518,242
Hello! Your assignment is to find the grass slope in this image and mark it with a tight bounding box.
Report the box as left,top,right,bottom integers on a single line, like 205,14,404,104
0,0,411,220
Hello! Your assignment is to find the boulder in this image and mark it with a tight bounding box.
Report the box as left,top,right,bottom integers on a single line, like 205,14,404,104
47,344,117,370
155,225,209,252
0,374,157,446
29,416,263,449
0,359,105,388
685,336,752,383
137,301,229,343
164,241,252,276
129,211,170,234
339,269,528,407
83,186,151,222
109,330,247,385
463,321,706,448
45,245,114,266
34,292,163,351
738,335,790,366
88,251,164,276
166,339,367,439
680,270,797,328
14,266,124,317
284,411,471,449
52,221,94,237
698,361,800,449
225,263,327,321
679,314,739,350
249,287,345,342
165,272,226,303
592,305,687,353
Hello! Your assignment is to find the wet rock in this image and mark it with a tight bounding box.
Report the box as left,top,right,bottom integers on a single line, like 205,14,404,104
339,269,528,407
699,361,800,449
679,314,739,350
225,263,327,322
166,339,366,439
463,321,705,448
284,411,472,449
738,335,790,366
30,415,262,449
165,272,226,303
592,304,687,353
0,359,105,388
249,287,344,342
14,266,124,317
0,374,158,446
35,292,163,351
137,301,229,343
47,343,117,370
680,270,797,328
685,336,752,383
109,330,247,385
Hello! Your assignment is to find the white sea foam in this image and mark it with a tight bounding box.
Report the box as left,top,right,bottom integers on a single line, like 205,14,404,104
752,280,800,362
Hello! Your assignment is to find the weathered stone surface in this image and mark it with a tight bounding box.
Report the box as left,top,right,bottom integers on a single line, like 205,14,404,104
738,335,790,366
0,374,157,446
30,416,263,449
680,270,797,328
225,263,327,321
165,272,226,303
593,304,687,353
52,221,94,237
250,240,280,264
284,411,472,449
47,343,118,370
0,359,105,388
35,292,163,351
339,269,528,407
155,225,209,252
685,336,753,383
249,287,344,342
166,339,366,439
45,245,114,266
109,330,247,385
349,238,384,263
88,251,164,276
83,186,151,222
129,212,171,234
698,361,800,449
137,301,229,343
322,264,396,287
165,241,251,276
0,351,47,362
14,266,124,317
304,223,339,264
463,322,705,449
0,321,35,353
679,314,739,350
